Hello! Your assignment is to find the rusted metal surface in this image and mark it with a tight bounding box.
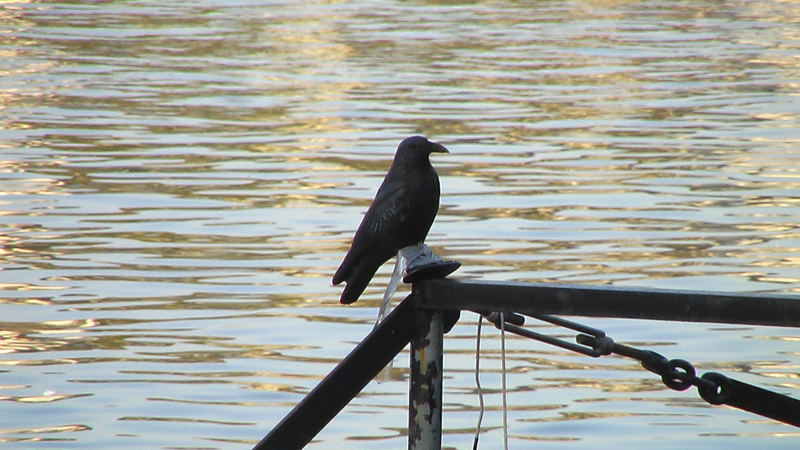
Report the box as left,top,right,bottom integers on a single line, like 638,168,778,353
408,307,444,450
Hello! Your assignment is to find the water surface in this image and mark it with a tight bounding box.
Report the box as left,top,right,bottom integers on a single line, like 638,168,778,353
1,1,799,448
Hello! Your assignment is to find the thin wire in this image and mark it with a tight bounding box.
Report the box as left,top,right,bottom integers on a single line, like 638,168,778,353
500,312,508,450
472,316,484,450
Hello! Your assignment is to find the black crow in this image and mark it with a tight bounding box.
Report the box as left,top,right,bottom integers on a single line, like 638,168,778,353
333,136,448,304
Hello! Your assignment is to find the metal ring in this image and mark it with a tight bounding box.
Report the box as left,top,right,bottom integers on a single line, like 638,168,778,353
698,372,730,405
662,359,695,391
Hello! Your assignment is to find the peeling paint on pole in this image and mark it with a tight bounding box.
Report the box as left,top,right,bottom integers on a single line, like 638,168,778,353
409,306,443,450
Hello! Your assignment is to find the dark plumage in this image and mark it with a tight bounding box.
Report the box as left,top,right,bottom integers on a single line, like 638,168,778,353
333,135,448,304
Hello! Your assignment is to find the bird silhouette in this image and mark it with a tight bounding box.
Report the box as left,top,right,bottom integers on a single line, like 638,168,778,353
333,136,448,304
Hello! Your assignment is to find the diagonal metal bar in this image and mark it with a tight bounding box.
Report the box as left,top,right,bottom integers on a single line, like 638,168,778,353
255,295,417,450
496,320,605,356
524,313,607,337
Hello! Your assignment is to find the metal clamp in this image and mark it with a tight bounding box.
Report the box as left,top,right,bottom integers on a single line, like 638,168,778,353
484,312,613,357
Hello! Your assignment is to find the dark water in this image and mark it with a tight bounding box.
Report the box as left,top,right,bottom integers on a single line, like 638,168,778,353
1,1,799,448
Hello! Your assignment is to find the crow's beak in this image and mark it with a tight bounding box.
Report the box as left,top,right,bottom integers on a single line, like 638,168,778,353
429,141,449,153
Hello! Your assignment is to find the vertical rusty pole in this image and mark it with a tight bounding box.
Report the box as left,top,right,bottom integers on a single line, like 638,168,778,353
408,306,444,450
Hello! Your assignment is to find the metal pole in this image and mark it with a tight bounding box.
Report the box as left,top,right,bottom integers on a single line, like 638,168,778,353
408,306,444,450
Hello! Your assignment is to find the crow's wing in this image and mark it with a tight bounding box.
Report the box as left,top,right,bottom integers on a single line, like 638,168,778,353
332,178,410,286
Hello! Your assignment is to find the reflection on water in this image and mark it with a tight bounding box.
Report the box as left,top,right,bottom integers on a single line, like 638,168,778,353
1,0,799,448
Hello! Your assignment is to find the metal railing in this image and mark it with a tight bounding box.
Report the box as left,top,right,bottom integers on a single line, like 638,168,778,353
256,278,800,449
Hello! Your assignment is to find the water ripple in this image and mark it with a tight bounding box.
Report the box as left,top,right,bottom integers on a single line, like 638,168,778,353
1,0,799,448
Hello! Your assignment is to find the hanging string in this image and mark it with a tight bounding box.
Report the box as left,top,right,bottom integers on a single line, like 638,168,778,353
473,316,484,450
500,312,508,450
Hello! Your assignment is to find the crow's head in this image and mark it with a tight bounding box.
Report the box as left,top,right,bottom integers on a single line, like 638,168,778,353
392,136,449,169
398,135,449,155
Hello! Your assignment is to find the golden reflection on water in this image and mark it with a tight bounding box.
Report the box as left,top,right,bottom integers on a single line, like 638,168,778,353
0,423,91,435
0,392,91,403
0,0,799,448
